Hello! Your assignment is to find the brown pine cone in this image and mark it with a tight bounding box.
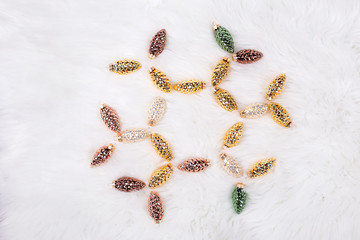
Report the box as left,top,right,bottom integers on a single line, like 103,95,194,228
149,29,167,59
232,49,263,64
100,104,121,133
148,191,164,223
112,177,146,192
177,158,210,172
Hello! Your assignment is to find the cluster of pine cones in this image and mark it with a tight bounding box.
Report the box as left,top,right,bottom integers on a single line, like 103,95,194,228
89,23,293,223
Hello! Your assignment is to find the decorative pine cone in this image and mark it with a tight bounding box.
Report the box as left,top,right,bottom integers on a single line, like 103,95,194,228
177,158,210,172
90,144,115,167
100,104,121,133
148,163,174,189
149,29,167,59
148,191,164,223
232,49,263,64
173,80,206,94
247,158,276,178
109,59,141,74
112,177,146,192
214,87,238,112
223,122,244,148
213,24,234,53
269,102,292,128
232,183,247,214
265,74,286,101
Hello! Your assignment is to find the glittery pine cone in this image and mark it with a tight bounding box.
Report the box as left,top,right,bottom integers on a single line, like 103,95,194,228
90,144,115,167
269,102,292,128
150,133,173,161
247,158,276,178
214,87,238,112
148,163,173,189
239,103,269,119
109,59,141,74
177,158,210,172
148,67,172,93
265,74,286,101
223,122,244,148
100,104,121,133
148,97,166,127
232,183,247,214
232,49,263,64
149,29,167,59
148,191,164,223
112,177,146,192
173,80,206,94
211,57,230,87
213,24,234,53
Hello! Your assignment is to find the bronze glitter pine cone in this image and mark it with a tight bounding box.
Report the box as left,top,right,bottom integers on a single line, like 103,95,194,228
100,104,121,133
90,144,115,167
177,158,210,172
149,29,167,59
232,49,263,64
112,177,146,192
148,191,164,223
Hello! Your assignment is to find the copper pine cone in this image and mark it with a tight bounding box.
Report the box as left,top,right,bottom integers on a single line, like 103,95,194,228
177,158,210,172
90,144,114,167
148,191,164,223
232,49,263,64
100,104,121,133
149,29,167,59
112,177,146,192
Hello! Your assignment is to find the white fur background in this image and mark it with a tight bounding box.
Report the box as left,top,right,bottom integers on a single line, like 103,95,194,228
1,0,360,239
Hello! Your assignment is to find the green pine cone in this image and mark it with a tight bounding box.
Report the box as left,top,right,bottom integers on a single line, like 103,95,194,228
214,25,234,53
232,184,247,214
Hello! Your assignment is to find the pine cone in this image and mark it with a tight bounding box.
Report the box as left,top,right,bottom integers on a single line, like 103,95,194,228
148,191,164,223
177,158,210,172
100,104,121,133
211,57,230,87
90,144,115,167
149,29,167,59
117,129,149,143
219,153,243,177
232,49,263,64
148,67,172,93
214,87,238,112
265,74,286,101
148,97,166,127
247,158,276,178
223,122,244,148
239,102,269,119
213,24,234,53
269,102,292,128
173,80,206,94
232,183,247,214
148,163,173,189
109,59,141,74
112,177,146,192
150,133,173,161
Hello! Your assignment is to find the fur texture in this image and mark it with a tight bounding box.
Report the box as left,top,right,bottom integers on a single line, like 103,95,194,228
1,0,360,239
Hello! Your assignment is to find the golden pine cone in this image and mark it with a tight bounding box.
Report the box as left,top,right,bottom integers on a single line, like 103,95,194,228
214,87,238,111
148,163,174,188
109,59,141,74
148,67,172,93
150,133,173,161
211,57,230,87
248,158,276,178
269,102,292,128
173,80,206,94
265,74,286,101
223,122,244,148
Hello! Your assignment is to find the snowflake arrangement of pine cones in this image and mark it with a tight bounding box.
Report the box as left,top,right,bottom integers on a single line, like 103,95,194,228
90,23,293,223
